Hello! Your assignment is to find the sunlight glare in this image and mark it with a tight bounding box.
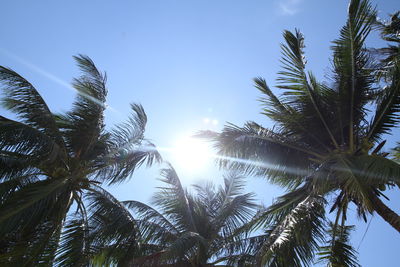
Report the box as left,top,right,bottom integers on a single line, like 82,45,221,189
172,135,212,172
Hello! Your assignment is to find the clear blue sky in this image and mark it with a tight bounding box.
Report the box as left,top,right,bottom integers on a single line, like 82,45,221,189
0,0,399,266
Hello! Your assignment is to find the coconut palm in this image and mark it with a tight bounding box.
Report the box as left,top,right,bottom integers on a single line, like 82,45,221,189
0,55,161,265
88,166,258,267
203,0,400,265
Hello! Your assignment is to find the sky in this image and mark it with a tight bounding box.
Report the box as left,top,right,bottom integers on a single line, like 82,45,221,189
0,0,399,266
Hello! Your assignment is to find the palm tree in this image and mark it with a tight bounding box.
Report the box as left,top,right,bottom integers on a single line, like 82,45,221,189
88,166,258,267
0,55,161,265
203,0,400,265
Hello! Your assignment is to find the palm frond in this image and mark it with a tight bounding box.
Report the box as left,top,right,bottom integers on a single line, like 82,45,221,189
0,66,64,147
0,116,62,178
110,103,147,148
55,218,89,267
161,231,206,264
214,173,257,237
255,77,332,152
277,29,339,149
94,104,161,185
332,0,376,150
367,62,400,142
0,221,61,266
348,154,400,186
153,166,198,232
58,55,107,158
318,223,360,267
123,200,178,235
255,195,326,267
207,122,316,188
0,178,68,231
372,11,400,76
85,186,138,246
0,190,71,266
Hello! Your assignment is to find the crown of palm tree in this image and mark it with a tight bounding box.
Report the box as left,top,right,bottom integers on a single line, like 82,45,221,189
88,166,258,267
0,55,161,265
203,0,400,265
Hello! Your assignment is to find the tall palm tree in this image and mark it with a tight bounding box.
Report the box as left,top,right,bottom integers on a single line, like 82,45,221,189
203,0,400,265
0,55,161,265
88,166,258,267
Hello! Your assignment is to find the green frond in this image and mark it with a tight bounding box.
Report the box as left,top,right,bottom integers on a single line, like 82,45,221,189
332,0,376,150
0,116,62,174
209,122,316,188
0,150,41,187
255,77,294,120
0,172,40,205
0,66,65,147
255,195,326,267
349,154,400,186
218,234,269,266
122,200,178,235
318,223,360,267
82,187,143,265
112,169,258,266
160,231,206,264
328,154,400,214
372,11,400,75
367,62,400,142
110,103,147,148
255,77,332,152
275,29,340,149
95,104,162,184
94,139,161,185
153,166,198,232
0,190,71,266
55,218,89,267
0,221,61,266
86,186,138,245
0,178,68,231
213,174,257,237
58,55,107,158
94,104,161,184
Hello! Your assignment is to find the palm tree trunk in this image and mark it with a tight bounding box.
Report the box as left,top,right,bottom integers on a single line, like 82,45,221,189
369,192,400,233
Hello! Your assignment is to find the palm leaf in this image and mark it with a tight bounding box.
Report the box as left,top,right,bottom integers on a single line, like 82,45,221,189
214,173,256,237
0,66,65,148
123,200,178,235
318,223,360,267
367,62,400,142
94,104,162,184
0,116,62,176
0,178,68,229
204,122,316,188
255,195,326,267
58,55,107,158
277,29,339,148
255,77,331,152
55,218,89,267
85,186,138,248
332,0,376,150
153,166,198,232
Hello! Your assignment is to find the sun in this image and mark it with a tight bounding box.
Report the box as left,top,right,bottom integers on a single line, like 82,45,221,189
171,135,213,173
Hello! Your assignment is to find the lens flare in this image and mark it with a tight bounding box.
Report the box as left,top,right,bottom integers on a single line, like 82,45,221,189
171,136,212,172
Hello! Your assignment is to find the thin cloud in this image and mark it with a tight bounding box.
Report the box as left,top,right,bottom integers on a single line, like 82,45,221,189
277,0,303,16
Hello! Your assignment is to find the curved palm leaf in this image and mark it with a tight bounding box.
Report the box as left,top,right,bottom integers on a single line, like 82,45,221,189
0,66,65,148
318,223,360,267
